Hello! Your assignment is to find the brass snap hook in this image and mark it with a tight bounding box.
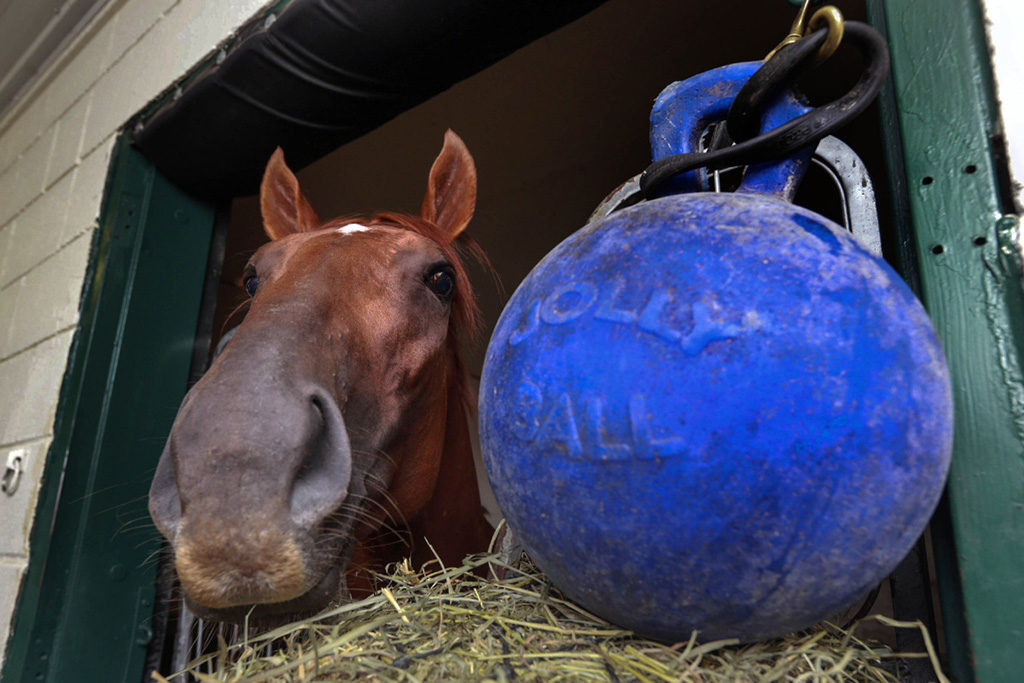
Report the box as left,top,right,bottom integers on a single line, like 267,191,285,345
807,6,844,65
765,0,815,61
765,0,844,65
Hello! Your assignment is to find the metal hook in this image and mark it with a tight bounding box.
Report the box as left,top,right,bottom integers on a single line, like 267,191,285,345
765,0,817,60
2,450,24,496
807,6,844,66
766,0,844,66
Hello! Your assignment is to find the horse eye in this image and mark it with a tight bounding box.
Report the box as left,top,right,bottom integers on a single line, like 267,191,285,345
243,274,259,297
426,267,455,302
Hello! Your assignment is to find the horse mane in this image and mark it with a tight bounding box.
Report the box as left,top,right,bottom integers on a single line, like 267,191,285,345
321,211,492,412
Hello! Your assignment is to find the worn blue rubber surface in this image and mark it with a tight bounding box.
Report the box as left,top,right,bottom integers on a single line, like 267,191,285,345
479,63,952,643
479,194,952,642
648,61,813,199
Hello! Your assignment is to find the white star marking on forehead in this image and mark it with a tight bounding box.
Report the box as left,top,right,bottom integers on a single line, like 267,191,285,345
335,223,372,235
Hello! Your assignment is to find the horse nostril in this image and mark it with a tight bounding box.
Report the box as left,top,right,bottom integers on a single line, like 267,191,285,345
289,393,353,529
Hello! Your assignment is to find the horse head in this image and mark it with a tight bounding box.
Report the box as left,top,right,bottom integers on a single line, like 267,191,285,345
149,131,492,621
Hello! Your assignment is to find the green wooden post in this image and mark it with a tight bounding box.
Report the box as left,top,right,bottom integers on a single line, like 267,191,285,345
1,135,217,683
869,2,1024,680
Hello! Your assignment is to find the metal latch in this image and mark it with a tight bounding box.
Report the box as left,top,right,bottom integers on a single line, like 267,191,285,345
2,449,24,495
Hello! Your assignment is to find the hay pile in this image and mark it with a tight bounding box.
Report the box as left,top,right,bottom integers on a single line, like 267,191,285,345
157,547,947,682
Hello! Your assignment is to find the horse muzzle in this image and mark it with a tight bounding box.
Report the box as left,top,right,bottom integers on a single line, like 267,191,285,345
183,551,350,623
148,375,356,615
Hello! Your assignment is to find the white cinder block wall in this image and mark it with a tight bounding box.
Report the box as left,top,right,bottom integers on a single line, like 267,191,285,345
0,0,271,665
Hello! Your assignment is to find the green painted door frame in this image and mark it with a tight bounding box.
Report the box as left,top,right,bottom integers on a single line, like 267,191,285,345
1,136,217,683
868,1,1024,681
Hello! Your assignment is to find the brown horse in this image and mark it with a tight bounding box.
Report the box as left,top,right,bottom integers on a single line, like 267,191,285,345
148,131,493,622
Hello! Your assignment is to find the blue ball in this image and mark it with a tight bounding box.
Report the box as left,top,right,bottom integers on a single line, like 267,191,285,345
479,193,952,643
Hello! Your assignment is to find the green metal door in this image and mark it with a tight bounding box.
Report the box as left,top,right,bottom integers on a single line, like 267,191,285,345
869,1,1024,680
1,135,218,683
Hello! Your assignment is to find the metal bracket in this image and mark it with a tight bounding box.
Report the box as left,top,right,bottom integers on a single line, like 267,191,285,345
812,135,882,256
589,136,883,258
2,449,25,496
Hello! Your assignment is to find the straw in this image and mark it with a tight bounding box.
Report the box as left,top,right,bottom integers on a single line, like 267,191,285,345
160,546,946,682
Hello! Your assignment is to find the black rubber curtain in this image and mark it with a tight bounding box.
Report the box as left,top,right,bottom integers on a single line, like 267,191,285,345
134,0,606,197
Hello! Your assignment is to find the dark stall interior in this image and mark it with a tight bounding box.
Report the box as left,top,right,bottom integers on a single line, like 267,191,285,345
214,0,889,373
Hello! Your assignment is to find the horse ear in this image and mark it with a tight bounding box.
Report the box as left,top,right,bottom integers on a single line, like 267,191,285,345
260,147,321,240
421,130,477,240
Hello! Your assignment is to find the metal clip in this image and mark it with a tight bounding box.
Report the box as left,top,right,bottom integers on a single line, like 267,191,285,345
766,0,817,60
2,449,25,496
765,0,844,66
702,122,742,193
806,6,844,66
